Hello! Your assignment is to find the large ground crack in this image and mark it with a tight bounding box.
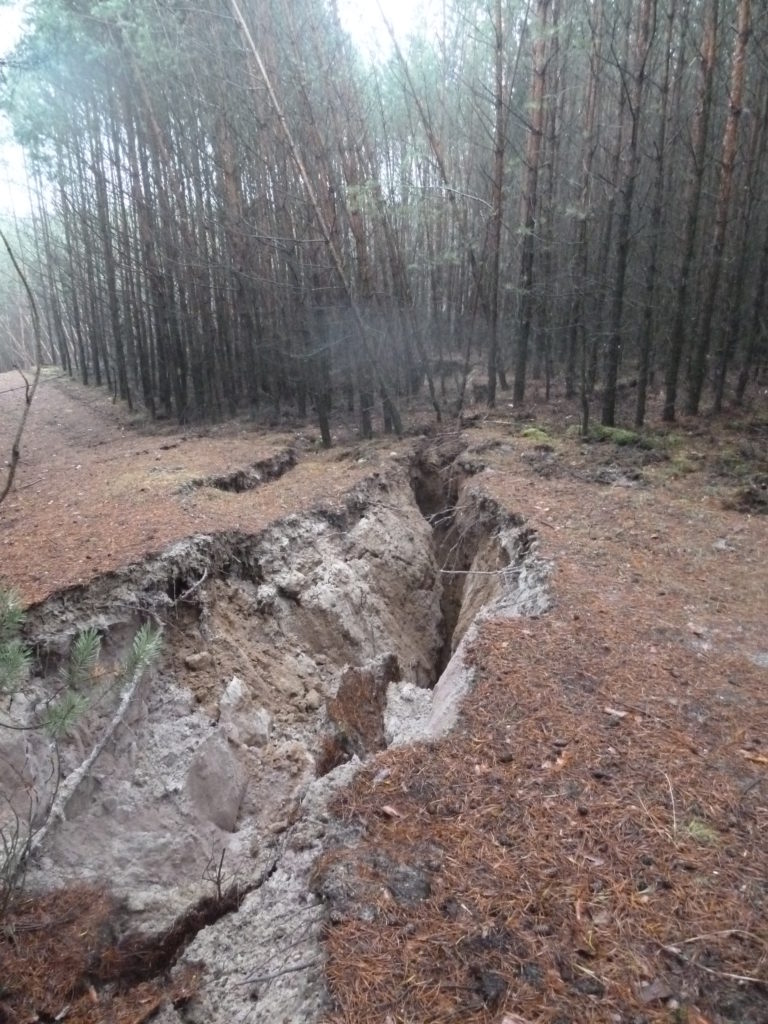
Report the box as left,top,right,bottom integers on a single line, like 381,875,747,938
409,436,540,678
5,438,551,1024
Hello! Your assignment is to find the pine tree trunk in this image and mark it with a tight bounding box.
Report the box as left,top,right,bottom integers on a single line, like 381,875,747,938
662,0,718,421
513,0,550,405
487,0,505,408
636,0,677,427
686,0,751,415
601,0,655,427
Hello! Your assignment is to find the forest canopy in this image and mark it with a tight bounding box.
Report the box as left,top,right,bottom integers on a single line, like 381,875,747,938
0,0,764,439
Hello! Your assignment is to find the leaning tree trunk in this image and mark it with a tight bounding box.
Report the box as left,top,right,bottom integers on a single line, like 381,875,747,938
230,0,403,436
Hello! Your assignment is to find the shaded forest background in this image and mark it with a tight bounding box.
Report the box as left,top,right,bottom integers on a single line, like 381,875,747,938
0,0,765,442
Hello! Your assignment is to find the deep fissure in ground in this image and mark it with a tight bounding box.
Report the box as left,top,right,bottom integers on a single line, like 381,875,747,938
409,443,509,678
4,443,545,1021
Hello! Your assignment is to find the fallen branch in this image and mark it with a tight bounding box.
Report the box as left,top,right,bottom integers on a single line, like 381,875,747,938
439,567,517,576
27,659,150,861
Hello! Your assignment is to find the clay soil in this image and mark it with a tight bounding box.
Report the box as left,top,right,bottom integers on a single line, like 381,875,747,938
1,371,767,1024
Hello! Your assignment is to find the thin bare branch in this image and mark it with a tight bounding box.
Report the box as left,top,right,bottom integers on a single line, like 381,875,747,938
0,229,43,508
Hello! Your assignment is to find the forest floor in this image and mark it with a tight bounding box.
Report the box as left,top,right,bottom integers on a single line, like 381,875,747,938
1,368,767,1024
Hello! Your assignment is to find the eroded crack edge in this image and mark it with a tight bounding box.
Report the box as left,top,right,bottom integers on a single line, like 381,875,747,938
97,854,280,990
179,447,298,494
22,469,378,652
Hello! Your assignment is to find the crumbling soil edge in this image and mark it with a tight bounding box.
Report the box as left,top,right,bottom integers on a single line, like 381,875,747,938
181,446,298,494
21,468,375,648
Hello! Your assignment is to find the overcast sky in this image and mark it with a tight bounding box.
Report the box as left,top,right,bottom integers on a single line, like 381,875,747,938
338,0,429,55
0,1,29,217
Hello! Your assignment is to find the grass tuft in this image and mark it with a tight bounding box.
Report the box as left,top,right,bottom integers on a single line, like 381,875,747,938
589,424,646,447
685,818,719,844
520,426,551,443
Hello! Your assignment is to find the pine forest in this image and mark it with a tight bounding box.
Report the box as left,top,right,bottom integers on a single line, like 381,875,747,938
0,0,764,439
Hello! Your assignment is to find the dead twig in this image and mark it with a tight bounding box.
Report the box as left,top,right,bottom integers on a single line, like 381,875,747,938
27,655,154,863
438,567,515,576
177,569,208,603
659,943,767,986
675,929,767,947
663,771,678,837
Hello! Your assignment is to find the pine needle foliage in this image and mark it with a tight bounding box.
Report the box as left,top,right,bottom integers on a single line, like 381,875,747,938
0,591,31,695
41,691,91,739
0,640,32,696
65,627,101,690
0,590,163,738
0,591,25,645
120,623,163,684
1,588,163,911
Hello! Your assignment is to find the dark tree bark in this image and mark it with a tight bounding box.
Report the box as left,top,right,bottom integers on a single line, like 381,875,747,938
513,0,550,405
686,0,751,415
601,0,656,427
662,0,718,422
636,0,679,427
487,0,506,408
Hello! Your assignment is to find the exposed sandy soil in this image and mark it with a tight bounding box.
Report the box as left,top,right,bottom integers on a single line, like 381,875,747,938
1,371,767,1024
